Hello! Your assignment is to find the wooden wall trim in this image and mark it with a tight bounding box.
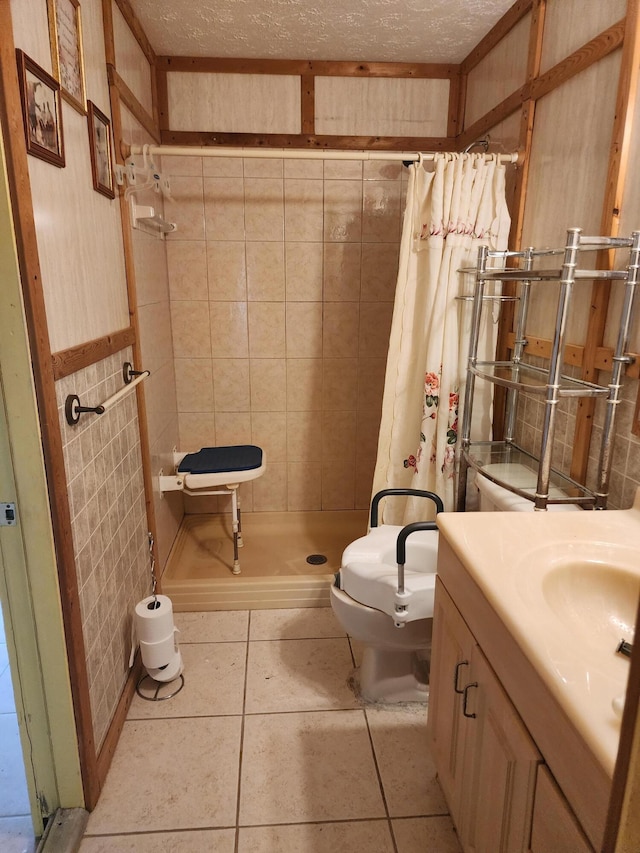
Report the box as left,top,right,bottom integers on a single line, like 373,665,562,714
52,327,136,380
156,55,458,79
107,64,160,143
159,130,454,152
511,0,546,250
89,60,162,796
0,2,98,808
447,71,463,138
530,19,624,103
504,332,639,378
150,53,160,132
460,17,623,150
301,74,315,135
100,0,116,67
156,60,169,134
493,0,546,438
570,5,640,484
112,0,156,64
96,656,142,784
461,0,533,75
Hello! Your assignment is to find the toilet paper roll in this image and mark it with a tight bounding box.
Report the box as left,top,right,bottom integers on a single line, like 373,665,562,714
146,649,184,683
140,630,179,670
135,594,175,644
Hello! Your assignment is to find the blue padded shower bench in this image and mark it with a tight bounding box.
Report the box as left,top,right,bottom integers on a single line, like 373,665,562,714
159,445,266,574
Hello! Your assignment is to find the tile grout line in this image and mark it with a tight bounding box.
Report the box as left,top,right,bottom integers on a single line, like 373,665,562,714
363,706,400,853
234,611,252,853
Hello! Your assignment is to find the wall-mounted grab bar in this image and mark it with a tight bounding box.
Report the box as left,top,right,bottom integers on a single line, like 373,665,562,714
65,363,150,425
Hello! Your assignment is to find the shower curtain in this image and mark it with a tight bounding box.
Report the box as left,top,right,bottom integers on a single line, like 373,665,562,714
371,154,511,521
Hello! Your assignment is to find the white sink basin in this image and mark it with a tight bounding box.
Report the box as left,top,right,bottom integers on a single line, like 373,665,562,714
542,562,638,649
516,540,639,652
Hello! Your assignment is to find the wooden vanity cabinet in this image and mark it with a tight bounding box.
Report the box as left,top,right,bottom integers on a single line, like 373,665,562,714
528,766,592,853
432,532,609,848
429,579,541,852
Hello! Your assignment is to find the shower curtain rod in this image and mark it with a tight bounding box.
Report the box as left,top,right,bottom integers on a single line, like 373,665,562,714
127,144,520,164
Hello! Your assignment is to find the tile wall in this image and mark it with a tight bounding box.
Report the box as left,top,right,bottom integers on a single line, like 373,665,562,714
514,357,640,509
55,349,150,748
163,155,406,513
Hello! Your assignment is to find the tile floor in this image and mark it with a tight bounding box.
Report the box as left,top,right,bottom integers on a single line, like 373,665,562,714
0,605,36,853
80,607,462,852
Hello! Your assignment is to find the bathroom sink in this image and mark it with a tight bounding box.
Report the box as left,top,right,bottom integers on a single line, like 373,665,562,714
436,497,640,775
541,561,638,650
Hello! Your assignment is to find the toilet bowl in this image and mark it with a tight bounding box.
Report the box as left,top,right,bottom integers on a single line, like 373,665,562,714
330,490,442,703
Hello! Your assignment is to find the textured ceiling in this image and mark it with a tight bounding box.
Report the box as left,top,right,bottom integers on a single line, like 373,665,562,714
127,0,515,64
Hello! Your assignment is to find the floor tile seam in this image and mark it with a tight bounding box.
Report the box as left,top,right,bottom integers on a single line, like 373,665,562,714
242,706,367,717
235,816,399,829
391,809,452,818
124,712,245,722
0,811,32,819
235,612,253,853
247,635,348,642
387,817,399,853
80,825,237,838
362,705,393,824
178,639,249,645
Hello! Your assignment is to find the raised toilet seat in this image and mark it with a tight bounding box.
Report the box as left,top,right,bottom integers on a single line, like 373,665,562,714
339,525,439,624
330,489,442,702
159,444,266,574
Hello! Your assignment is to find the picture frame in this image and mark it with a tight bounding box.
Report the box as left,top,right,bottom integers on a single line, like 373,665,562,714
46,0,86,113
15,49,65,168
87,101,115,199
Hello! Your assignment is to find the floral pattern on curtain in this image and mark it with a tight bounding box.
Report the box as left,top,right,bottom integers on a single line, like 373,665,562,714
371,154,511,521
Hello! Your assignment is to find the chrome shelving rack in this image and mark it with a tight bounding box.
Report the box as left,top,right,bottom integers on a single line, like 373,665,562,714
456,227,640,512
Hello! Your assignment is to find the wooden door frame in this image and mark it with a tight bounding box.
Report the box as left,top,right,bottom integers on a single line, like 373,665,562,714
0,1,99,808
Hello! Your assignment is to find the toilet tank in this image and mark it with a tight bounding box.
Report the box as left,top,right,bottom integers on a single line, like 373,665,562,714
476,463,581,512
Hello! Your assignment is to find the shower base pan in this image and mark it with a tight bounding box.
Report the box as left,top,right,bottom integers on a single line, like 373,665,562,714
162,510,368,611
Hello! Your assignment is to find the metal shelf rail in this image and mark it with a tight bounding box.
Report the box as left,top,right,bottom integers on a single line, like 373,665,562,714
456,228,640,511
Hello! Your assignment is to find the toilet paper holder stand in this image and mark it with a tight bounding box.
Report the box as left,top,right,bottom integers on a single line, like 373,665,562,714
135,533,186,701
136,671,185,702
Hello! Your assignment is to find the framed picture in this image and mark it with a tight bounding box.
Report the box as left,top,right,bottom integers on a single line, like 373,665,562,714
47,0,86,113
16,50,65,168
87,101,115,199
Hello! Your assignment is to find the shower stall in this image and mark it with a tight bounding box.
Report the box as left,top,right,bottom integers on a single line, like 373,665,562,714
132,145,515,609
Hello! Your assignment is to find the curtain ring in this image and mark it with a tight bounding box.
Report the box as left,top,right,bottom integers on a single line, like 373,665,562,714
416,152,424,167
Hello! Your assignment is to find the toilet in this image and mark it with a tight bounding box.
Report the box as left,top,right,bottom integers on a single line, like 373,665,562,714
475,462,581,512
330,489,442,704
331,469,580,705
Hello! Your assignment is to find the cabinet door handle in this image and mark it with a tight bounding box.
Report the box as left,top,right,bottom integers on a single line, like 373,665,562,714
454,660,469,694
463,682,478,718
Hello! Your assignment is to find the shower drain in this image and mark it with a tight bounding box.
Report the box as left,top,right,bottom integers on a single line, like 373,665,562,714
306,554,328,565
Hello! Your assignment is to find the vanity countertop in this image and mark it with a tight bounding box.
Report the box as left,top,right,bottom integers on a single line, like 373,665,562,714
437,494,640,776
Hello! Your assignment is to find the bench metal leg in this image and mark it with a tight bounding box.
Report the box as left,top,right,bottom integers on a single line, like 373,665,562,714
230,487,241,574
237,493,243,548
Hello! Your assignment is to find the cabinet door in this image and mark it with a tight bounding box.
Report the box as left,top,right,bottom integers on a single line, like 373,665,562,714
461,647,541,853
428,579,477,819
529,766,593,853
